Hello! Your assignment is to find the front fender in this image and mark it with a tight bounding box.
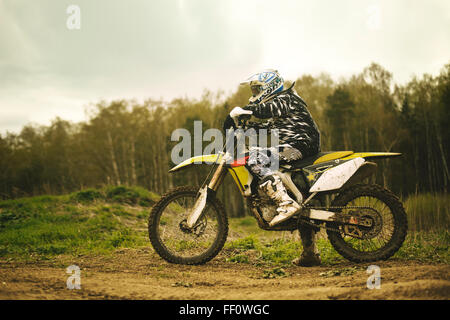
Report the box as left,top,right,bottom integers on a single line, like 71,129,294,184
169,154,223,173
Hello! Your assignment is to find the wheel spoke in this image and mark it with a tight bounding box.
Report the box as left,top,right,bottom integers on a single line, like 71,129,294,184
326,185,406,263
340,195,396,253
156,192,221,259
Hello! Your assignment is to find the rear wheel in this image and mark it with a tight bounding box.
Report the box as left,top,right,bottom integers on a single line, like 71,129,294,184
148,186,228,265
327,184,407,262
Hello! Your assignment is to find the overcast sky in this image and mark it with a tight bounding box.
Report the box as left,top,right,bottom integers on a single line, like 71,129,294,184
1,0,449,134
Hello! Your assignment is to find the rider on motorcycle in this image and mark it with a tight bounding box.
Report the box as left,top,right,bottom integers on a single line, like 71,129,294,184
224,69,322,266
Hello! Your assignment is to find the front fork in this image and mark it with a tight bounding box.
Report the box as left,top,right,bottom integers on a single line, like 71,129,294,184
186,157,227,228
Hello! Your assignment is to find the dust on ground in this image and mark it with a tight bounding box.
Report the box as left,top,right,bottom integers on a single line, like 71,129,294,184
1,248,449,300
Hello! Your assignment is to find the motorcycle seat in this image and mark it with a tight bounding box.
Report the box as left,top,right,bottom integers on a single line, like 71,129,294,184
282,151,354,169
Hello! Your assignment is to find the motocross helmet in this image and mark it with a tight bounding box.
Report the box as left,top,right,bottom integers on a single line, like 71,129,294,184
240,69,284,103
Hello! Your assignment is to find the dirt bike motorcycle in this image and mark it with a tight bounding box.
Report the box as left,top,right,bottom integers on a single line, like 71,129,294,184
148,118,408,265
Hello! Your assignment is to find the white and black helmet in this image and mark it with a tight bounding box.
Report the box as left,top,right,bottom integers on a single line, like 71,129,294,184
240,69,284,103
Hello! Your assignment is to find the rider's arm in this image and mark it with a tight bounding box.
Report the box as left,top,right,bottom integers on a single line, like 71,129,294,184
244,94,294,119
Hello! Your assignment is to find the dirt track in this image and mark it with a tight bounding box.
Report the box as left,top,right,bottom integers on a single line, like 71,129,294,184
0,248,449,300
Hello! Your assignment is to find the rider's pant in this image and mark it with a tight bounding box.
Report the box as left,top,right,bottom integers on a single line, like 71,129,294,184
247,144,318,254
246,144,303,179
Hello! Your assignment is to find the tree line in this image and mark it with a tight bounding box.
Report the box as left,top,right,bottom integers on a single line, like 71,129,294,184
0,62,448,216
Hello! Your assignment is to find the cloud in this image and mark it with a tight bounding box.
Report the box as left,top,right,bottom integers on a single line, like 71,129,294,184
0,0,449,134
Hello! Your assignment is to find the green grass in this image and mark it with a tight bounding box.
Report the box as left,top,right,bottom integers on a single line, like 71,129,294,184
70,185,160,206
262,267,289,279
226,254,250,264
223,192,450,266
403,192,449,232
224,233,344,266
224,216,449,267
0,186,157,260
0,189,448,266
393,231,450,264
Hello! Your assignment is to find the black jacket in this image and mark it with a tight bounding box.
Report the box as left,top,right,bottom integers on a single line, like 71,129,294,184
243,84,321,157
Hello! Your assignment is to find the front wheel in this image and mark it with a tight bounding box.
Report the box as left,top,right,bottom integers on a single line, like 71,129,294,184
327,184,407,263
148,186,228,265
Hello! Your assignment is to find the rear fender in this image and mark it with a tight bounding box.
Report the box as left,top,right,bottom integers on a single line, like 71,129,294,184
341,161,378,189
341,152,401,160
309,157,365,192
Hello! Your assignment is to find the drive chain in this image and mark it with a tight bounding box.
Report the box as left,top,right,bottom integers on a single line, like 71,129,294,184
298,205,378,233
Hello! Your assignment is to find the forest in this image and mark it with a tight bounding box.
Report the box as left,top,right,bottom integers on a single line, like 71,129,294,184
0,62,448,217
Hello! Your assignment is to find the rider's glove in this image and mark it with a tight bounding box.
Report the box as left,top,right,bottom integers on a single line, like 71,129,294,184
229,106,253,126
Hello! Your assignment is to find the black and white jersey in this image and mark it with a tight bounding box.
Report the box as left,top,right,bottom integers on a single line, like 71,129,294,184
243,85,321,158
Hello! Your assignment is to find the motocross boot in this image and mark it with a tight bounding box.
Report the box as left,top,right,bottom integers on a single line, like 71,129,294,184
292,224,321,267
258,175,301,227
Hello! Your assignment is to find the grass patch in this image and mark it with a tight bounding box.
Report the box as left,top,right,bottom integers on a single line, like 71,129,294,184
224,234,342,266
262,267,289,279
394,231,450,264
403,193,449,232
226,254,250,264
68,185,160,207
319,266,361,277
71,189,103,203
1,191,448,265
0,209,148,259
259,239,302,265
227,234,259,250
104,185,159,206
237,216,255,227
0,186,155,260
224,217,450,267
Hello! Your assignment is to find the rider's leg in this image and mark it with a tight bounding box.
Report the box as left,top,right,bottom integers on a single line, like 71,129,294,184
247,145,301,226
293,224,321,266
247,145,321,265
258,175,300,226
